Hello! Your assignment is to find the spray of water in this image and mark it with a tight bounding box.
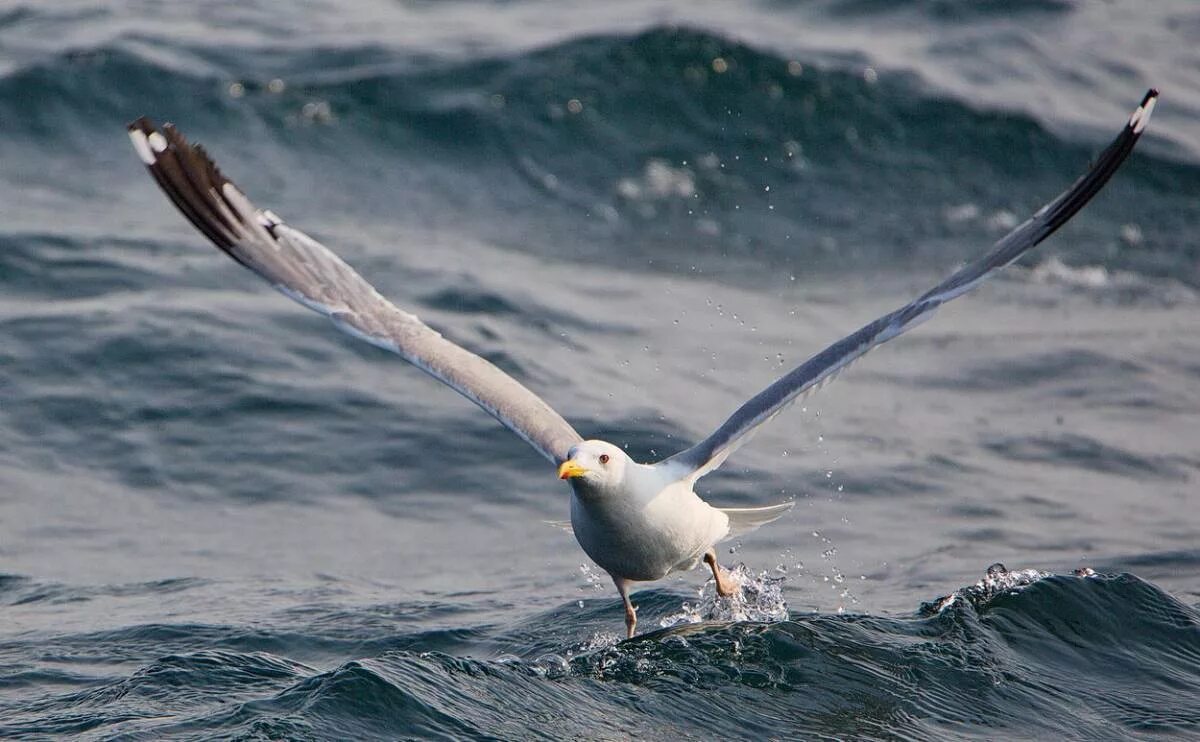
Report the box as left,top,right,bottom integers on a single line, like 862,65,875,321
658,563,790,629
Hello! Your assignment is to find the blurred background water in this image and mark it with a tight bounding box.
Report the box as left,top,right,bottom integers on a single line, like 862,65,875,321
1,1,1199,739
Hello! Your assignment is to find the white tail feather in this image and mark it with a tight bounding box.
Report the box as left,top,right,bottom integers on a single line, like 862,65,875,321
719,501,794,541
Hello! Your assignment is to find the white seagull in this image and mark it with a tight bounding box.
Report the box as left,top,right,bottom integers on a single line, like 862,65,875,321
128,89,1156,638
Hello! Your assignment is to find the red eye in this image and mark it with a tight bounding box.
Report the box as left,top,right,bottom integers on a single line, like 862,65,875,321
599,454,610,464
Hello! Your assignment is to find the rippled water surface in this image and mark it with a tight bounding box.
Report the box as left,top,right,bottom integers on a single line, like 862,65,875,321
1,1,1199,739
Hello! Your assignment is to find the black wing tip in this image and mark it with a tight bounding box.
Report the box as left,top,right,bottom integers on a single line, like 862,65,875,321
127,115,156,133
1035,88,1156,227
1129,89,1158,135
126,117,224,186
126,116,246,254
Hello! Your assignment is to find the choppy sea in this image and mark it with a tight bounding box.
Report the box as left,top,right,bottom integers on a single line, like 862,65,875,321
1,1,1199,739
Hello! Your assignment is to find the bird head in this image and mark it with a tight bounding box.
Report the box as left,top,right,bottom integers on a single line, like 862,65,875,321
557,440,629,493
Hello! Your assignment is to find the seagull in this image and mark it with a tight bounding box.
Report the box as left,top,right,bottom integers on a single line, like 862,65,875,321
128,89,1156,638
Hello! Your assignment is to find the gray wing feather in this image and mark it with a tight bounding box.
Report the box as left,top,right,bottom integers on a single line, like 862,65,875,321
658,90,1157,481
128,118,583,465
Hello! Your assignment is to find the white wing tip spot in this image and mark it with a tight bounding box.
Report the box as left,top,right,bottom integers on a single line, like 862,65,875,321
147,131,168,153
1130,90,1158,135
128,129,155,165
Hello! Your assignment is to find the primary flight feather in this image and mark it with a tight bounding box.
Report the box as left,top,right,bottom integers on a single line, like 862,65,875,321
129,89,1156,638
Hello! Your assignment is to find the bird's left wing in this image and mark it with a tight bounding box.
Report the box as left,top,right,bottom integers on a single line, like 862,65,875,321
128,118,583,464
657,89,1157,482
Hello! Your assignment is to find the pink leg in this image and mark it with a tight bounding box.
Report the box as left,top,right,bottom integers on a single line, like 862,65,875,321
613,576,637,638
704,548,736,597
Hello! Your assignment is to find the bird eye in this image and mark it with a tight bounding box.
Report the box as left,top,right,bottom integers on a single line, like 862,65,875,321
599,454,610,464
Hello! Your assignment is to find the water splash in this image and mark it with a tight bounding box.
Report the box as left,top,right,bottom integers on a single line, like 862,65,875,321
578,563,609,595
658,564,789,629
564,629,624,661
922,562,1052,614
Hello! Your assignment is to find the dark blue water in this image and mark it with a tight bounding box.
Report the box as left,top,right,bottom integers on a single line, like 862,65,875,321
2,1,1199,739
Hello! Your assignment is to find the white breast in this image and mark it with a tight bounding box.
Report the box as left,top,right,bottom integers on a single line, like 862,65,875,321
569,464,729,582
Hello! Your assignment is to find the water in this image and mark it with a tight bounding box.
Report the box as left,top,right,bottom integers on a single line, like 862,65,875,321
2,0,1199,738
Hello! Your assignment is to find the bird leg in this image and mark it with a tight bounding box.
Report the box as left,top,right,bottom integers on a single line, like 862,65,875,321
613,577,637,639
704,548,737,597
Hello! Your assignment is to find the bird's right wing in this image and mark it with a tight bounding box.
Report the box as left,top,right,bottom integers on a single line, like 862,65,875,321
129,118,583,465
657,89,1158,483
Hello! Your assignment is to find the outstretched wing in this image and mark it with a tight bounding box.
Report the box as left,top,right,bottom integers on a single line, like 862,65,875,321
128,118,583,464
657,89,1157,482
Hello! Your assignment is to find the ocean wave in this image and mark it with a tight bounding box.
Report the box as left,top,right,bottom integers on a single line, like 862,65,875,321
4,566,1195,739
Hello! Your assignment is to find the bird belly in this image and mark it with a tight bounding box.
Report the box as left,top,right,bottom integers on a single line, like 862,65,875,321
570,489,727,582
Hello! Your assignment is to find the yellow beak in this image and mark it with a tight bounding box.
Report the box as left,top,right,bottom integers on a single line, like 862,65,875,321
557,460,587,480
